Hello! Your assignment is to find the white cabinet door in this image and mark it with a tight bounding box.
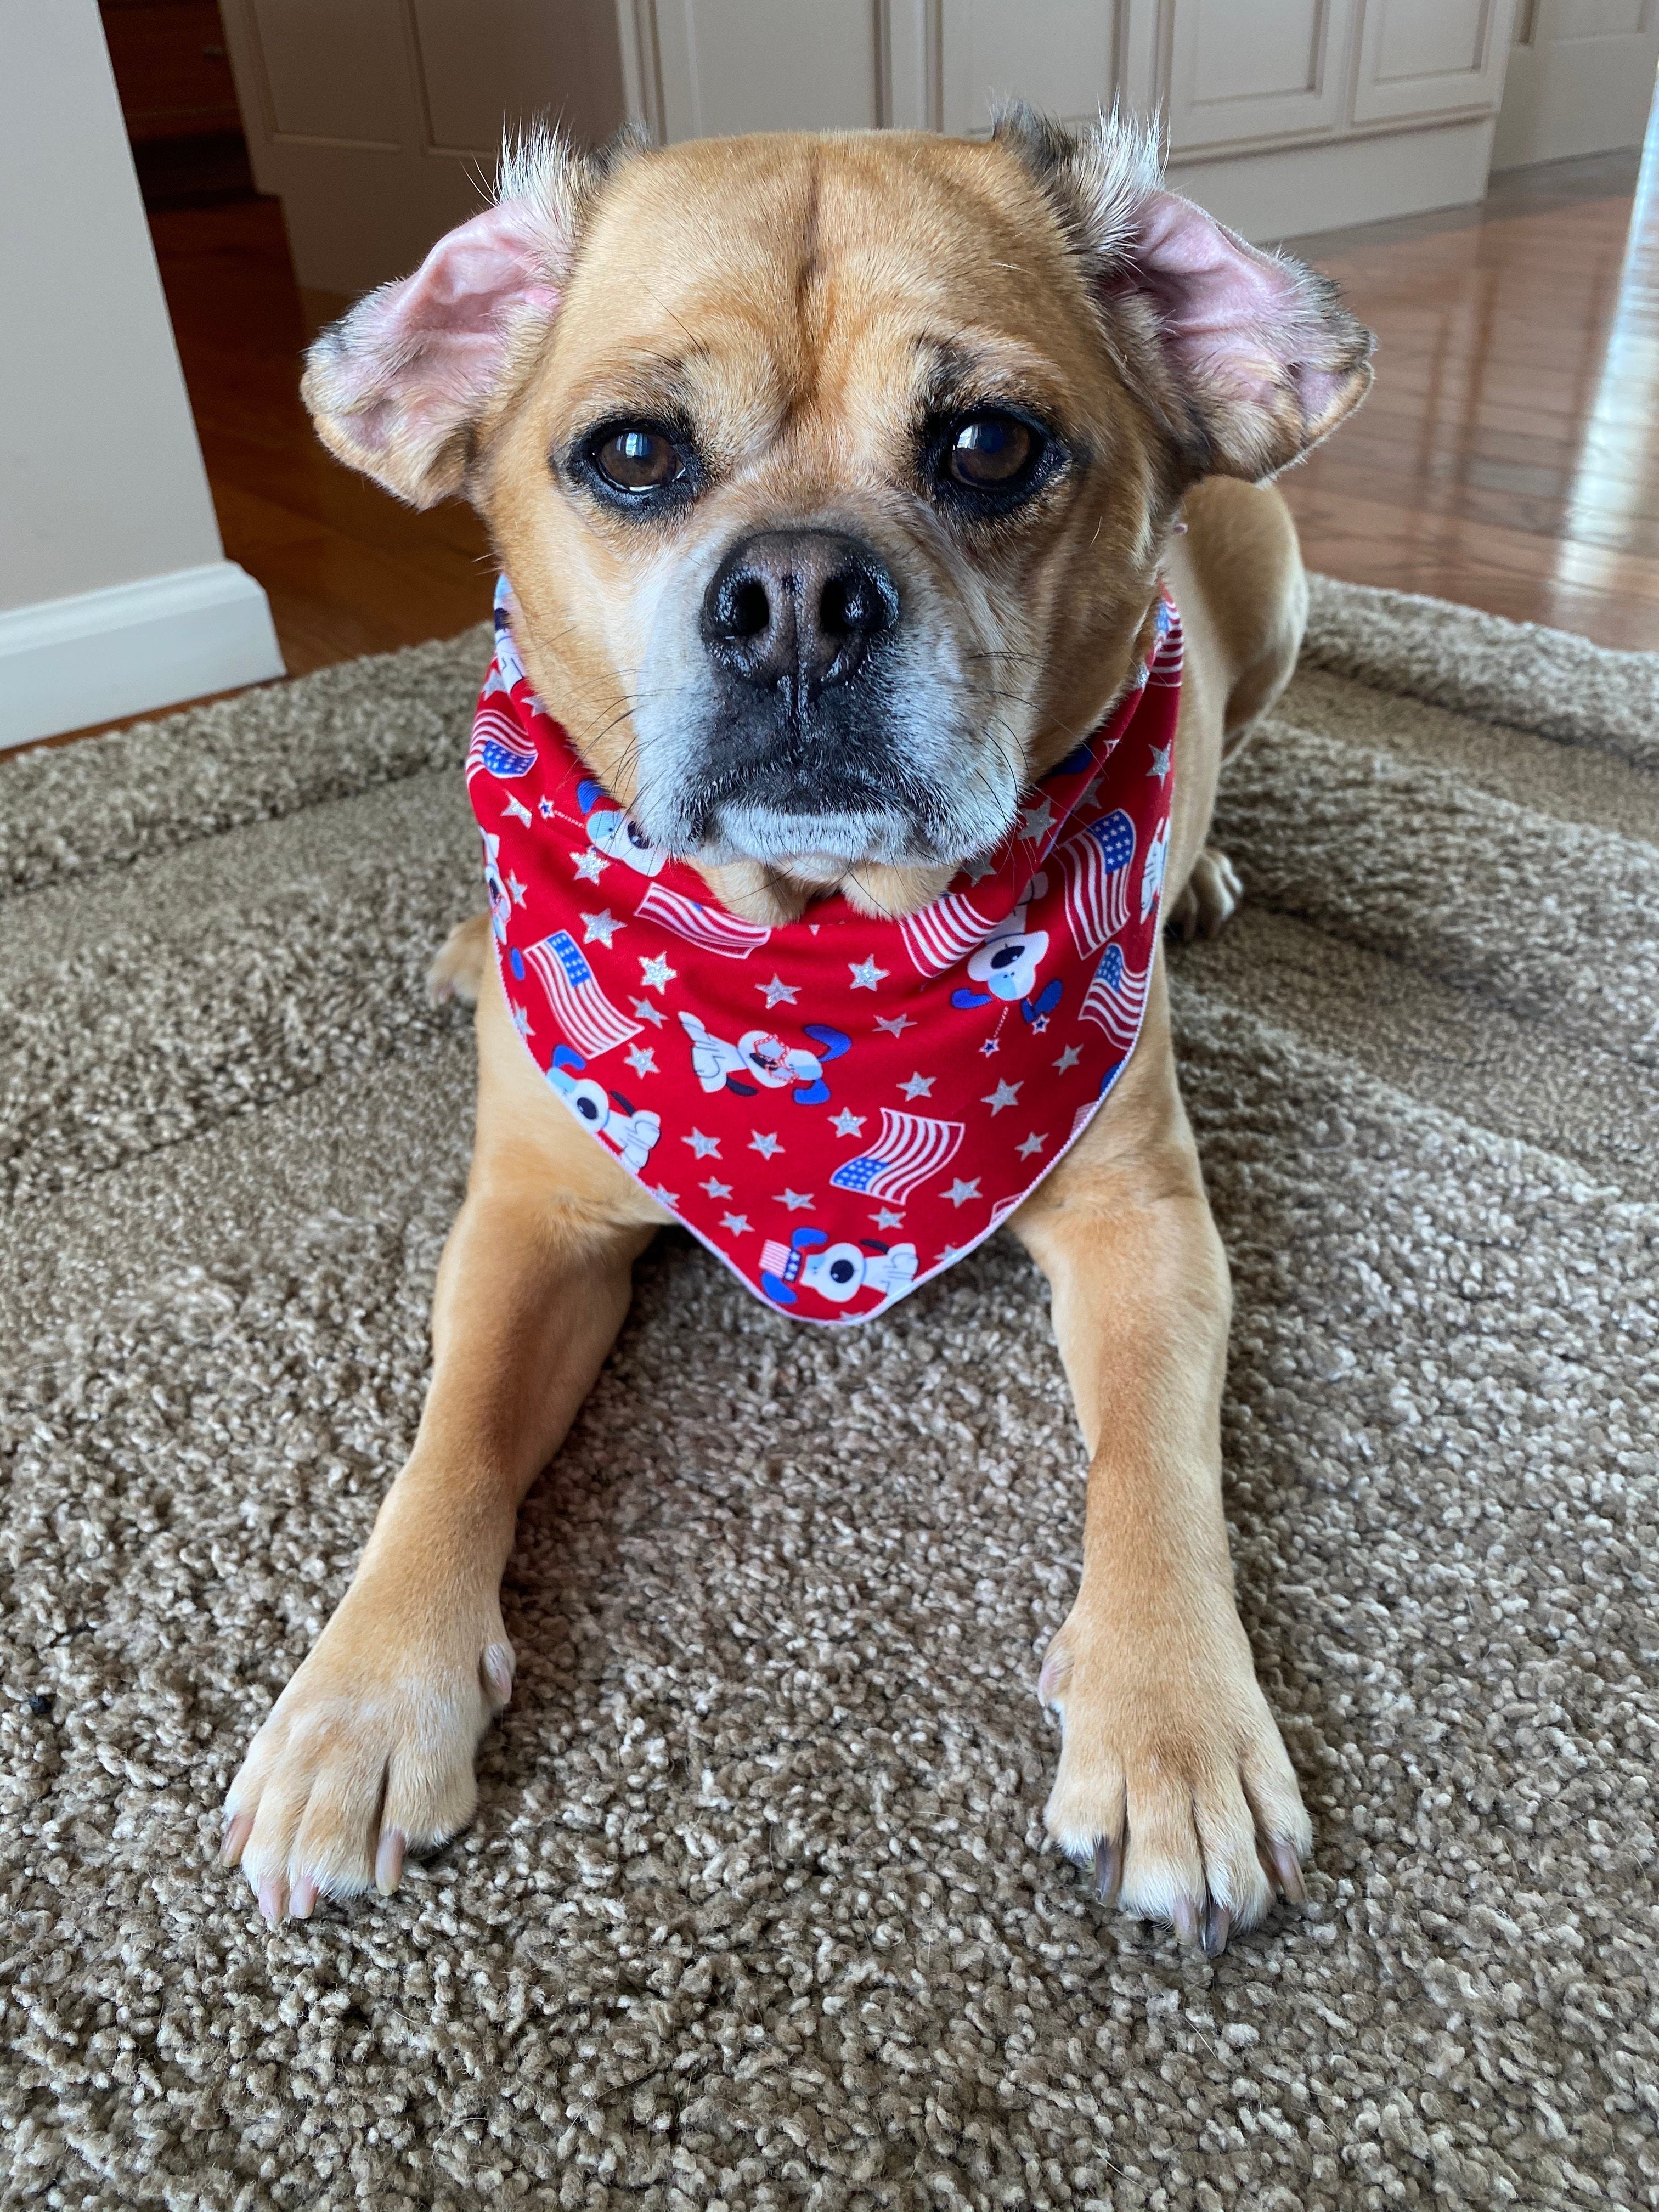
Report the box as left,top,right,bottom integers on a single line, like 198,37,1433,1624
938,0,1121,137
1166,0,1359,152
650,0,885,139
1493,0,1659,166
1352,0,1516,122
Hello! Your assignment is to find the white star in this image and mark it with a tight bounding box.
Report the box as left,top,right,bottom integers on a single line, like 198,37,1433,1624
651,1185,678,1208
572,847,608,882
625,1045,658,1077
749,1131,782,1158
778,1189,814,1211
581,908,622,946
848,957,888,990
898,1072,935,1099
1029,1014,1052,1034
1053,1043,1082,1072
873,1208,905,1231
873,1012,914,1037
700,1176,732,1198
982,1079,1022,1114
830,1109,865,1137
1147,742,1172,783
1019,795,1055,841
1015,1131,1048,1158
683,1128,720,1158
510,1001,533,1039
978,1036,1000,1057
631,997,665,1028
943,1177,981,1207
640,952,677,990
719,1212,751,1236
938,1245,963,1265
506,871,527,907
504,794,533,826
538,797,556,820
963,851,997,884
756,974,799,1008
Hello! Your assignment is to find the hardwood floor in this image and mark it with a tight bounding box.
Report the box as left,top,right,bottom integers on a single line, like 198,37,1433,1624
35,122,1659,754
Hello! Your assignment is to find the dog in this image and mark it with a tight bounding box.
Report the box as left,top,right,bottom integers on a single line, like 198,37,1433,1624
220,110,1372,1951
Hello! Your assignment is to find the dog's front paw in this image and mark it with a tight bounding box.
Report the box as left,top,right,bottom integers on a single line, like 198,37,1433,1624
219,1573,514,1924
1039,1601,1310,1954
1167,845,1243,940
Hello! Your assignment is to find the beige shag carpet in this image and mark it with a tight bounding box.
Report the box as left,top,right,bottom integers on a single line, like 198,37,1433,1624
2,579,1657,2211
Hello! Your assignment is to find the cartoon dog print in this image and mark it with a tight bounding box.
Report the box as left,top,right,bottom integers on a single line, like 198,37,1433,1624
678,1012,851,1104
545,1043,661,1171
577,778,667,877
759,1227,919,1308
951,872,1062,1027
482,831,512,944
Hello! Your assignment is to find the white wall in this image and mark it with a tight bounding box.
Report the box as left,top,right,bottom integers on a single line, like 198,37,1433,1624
0,0,281,748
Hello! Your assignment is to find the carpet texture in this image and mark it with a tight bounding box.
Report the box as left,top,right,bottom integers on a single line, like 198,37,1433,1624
2,577,1656,2211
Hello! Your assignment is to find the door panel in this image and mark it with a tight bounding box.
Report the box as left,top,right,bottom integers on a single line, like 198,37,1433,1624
939,0,1119,136
412,0,626,155
249,0,408,144
653,0,884,139
1493,0,1659,165
1352,0,1515,123
1166,0,1358,151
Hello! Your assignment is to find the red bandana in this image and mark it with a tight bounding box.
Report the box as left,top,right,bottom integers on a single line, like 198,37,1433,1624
469,579,1181,1324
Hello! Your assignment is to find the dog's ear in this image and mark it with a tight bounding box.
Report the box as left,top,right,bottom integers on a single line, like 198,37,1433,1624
996,108,1374,482
301,129,607,507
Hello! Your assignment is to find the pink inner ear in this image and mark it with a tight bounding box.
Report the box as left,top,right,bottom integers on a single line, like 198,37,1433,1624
325,200,562,459
1122,190,1335,416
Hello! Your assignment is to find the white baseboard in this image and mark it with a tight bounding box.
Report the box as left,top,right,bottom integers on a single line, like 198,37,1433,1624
0,561,285,751
1169,115,1498,247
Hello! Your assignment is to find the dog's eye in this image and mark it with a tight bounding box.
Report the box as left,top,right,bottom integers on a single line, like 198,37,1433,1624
592,425,684,493
948,413,1035,488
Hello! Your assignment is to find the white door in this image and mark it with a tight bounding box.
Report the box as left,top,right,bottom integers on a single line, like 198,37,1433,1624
1492,0,1659,167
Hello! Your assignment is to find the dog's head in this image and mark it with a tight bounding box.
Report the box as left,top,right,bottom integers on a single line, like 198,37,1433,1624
304,114,1370,914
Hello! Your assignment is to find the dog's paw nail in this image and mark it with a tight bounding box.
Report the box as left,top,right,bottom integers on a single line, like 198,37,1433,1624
1171,1893,1201,1946
1201,1899,1232,1959
483,1643,515,1706
219,1810,253,1868
1092,1836,1122,1908
1268,1838,1307,1904
257,1874,288,1927
375,1829,406,1897
289,1873,319,1921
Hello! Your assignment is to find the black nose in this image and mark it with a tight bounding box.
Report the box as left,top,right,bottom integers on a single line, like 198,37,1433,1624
702,531,898,711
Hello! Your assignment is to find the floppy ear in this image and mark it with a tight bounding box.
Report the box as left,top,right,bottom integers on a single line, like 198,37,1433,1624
301,131,597,507
997,109,1374,482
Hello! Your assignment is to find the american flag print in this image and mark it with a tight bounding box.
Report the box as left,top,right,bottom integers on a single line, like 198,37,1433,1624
470,574,1179,1325
830,1109,964,1203
521,930,640,1058
899,891,996,976
1079,942,1151,1052
638,882,773,958
1058,809,1136,954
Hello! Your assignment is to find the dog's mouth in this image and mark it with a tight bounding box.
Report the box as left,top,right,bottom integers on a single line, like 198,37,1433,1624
635,753,967,874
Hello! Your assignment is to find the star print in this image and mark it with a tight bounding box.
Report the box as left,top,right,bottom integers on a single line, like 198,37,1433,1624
504,794,533,826
1019,794,1055,841
982,1079,1022,1114
943,1177,982,1208
506,871,527,907
938,1246,963,1267
779,1189,814,1211
830,1109,866,1137
510,1002,533,1039
1147,742,1172,783
572,847,608,882
538,797,556,820
720,1212,751,1236
749,1132,782,1158
848,957,888,990
756,974,799,1008
873,1013,914,1037
625,1045,658,1077
580,908,622,946
962,851,997,884
978,1037,1000,1057
1029,1014,1051,1034
873,1208,905,1231
651,1185,678,1209
1053,1043,1082,1072
631,997,665,1028
640,952,677,990
1015,1131,1048,1158
700,1177,732,1199
898,1073,935,1099
683,1129,720,1158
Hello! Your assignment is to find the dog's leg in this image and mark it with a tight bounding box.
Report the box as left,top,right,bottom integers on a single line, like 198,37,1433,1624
222,946,662,1921
1010,961,1309,1954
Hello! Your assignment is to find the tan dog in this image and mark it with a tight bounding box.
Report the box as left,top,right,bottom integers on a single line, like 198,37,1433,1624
221,111,1371,1953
